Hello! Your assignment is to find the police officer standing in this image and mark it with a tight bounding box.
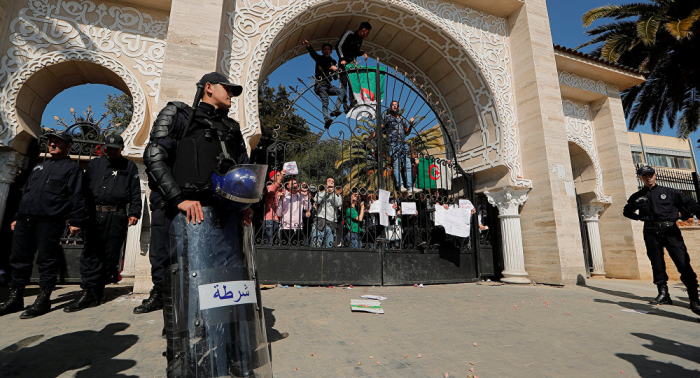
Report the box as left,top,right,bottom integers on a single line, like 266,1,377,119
64,135,142,312
144,72,271,376
623,165,700,316
0,131,87,319
132,190,168,314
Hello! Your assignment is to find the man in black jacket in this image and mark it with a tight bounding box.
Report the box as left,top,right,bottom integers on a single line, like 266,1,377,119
302,39,347,128
65,134,143,312
336,21,372,109
623,165,700,316
0,131,87,319
143,72,269,376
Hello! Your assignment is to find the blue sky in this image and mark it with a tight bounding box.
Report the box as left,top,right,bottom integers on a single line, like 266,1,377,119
40,0,699,164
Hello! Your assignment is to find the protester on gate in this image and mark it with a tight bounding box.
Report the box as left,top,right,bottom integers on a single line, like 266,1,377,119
366,100,419,193
301,39,347,128
365,193,383,248
64,135,142,312
277,177,311,245
311,177,343,248
623,165,700,316
345,190,365,248
143,71,264,376
336,21,372,109
263,169,286,245
0,131,87,319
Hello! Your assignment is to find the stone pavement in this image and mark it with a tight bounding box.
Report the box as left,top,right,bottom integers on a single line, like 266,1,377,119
0,278,699,378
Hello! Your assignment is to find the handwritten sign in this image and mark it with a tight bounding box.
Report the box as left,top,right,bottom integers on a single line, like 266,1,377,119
378,189,390,226
435,206,471,237
402,202,417,215
283,161,298,175
459,199,474,213
198,280,256,310
369,201,381,213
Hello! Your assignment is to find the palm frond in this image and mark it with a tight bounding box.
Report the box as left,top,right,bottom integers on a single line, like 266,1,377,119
636,11,665,44
582,3,660,27
665,8,700,39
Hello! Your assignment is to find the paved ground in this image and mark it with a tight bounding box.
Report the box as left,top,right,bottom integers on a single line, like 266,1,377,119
0,278,699,377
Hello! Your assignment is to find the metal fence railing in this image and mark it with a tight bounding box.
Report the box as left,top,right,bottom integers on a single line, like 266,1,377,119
635,164,700,201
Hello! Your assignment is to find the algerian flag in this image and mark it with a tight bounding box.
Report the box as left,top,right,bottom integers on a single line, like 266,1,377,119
346,64,386,120
415,158,453,190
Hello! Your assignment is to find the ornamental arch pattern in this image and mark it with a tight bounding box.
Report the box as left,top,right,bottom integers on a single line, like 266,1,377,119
0,0,169,155
220,0,530,187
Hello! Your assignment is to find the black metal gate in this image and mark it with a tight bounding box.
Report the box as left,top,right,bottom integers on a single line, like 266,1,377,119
252,61,481,285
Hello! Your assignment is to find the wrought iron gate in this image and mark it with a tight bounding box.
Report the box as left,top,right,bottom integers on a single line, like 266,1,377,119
252,61,481,285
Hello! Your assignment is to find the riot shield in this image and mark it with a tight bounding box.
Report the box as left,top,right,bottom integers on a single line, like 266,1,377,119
168,207,272,378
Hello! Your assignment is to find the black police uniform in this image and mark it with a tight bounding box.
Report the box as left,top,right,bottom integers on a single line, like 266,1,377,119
9,157,87,290
83,154,142,286
623,184,700,302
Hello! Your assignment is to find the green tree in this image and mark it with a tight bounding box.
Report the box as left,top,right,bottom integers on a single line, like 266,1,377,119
103,93,133,135
577,0,700,136
257,79,314,153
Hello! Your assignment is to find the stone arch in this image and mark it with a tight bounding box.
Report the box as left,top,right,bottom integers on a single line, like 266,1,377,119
222,0,527,187
1,49,149,155
563,99,611,203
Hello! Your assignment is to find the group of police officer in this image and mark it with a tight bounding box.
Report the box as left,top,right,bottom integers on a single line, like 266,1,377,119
0,132,142,319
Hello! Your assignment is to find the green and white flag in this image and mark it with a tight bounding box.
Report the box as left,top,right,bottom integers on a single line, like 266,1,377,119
346,64,386,120
415,157,453,190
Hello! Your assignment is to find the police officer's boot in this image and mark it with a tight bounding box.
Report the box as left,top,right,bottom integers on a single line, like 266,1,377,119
687,285,700,316
133,285,163,314
649,284,673,305
0,286,25,316
20,287,52,319
63,288,100,313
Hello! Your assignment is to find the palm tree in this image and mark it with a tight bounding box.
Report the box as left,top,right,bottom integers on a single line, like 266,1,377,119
576,0,700,137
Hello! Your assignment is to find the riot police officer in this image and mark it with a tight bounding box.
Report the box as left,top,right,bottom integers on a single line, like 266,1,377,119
144,72,272,377
132,190,169,314
623,165,700,316
0,131,87,319
64,135,143,312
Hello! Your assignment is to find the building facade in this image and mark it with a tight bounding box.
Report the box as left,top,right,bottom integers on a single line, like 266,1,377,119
0,0,656,287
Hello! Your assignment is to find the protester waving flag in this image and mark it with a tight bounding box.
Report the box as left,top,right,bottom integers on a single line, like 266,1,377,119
345,63,386,120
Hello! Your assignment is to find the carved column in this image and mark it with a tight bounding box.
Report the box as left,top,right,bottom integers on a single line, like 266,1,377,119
0,151,25,228
581,203,607,276
485,186,531,284
121,161,147,280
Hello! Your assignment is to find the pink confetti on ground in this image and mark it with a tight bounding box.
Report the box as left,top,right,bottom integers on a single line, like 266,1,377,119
444,373,449,377
417,354,422,358
369,356,373,359
470,367,475,372
566,312,570,315
513,305,517,310
473,342,478,347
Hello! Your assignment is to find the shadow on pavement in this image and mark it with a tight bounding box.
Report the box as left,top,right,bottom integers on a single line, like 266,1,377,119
263,307,289,343
0,322,138,377
581,282,652,303
52,286,132,312
618,334,700,378
594,298,700,323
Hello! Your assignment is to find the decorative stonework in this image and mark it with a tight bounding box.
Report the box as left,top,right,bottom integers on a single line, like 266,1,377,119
0,150,25,184
485,186,531,284
558,71,607,95
562,99,611,203
0,0,169,153
222,0,529,187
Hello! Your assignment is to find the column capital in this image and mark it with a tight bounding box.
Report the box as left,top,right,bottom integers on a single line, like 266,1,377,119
580,203,607,222
0,150,26,184
485,186,531,216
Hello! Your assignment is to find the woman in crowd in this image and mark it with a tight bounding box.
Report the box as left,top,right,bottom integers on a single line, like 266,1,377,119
345,191,365,248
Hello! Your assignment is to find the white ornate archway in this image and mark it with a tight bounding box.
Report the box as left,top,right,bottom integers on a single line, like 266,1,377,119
221,0,530,187
0,0,169,155
1,49,149,155
563,99,611,203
